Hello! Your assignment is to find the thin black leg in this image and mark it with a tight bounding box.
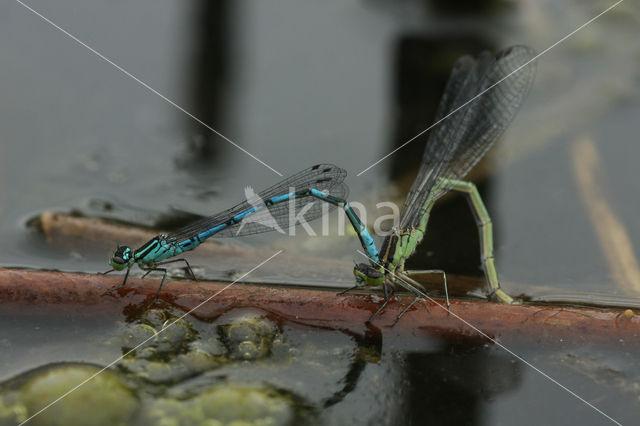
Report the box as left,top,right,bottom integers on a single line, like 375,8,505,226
403,269,449,312
337,285,359,296
366,282,390,323
142,267,168,302
150,258,197,281
102,267,131,295
393,296,420,326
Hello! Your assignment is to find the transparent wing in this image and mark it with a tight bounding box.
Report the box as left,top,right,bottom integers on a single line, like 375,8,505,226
167,164,348,241
400,45,536,228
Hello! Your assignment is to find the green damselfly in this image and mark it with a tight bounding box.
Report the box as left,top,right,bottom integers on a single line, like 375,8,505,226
346,45,536,321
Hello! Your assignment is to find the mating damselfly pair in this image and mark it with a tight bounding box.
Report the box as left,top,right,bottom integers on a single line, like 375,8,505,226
104,45,536,321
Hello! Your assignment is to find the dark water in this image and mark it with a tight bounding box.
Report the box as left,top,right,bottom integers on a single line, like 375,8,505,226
1,0,639,424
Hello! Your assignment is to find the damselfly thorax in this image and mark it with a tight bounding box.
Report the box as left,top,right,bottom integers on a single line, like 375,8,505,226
377,227,426,276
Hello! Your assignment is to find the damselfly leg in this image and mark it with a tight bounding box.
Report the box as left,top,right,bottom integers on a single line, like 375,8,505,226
402,269,449,310
338,286,359,296
139,267,172,301
366,282,393,323
140,258,196,281
102,267,131,295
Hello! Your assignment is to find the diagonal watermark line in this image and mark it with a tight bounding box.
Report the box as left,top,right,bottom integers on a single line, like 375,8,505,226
355,250,622,425
13,0,283,177
18,250,284,426
357,0,625,176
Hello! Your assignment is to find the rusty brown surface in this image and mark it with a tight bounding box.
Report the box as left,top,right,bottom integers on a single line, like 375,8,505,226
1,268,638,345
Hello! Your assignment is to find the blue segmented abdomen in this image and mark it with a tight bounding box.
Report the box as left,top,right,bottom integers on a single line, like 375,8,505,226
134,187,381,268
344,202,379,262
173,193,298,248
193,222,228,243
309,189,380,263
268,193,293,204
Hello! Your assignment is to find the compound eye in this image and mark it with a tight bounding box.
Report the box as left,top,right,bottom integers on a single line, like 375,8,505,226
366,268,383,279
355,263,383,279
112,256,126,265
355,263,368,273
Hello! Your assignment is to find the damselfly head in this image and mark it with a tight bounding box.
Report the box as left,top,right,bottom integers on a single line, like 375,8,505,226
353,263,384,287
109,245,133,270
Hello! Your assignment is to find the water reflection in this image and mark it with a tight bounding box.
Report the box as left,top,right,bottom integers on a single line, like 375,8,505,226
0,302,526,426
187,1,231,163
403,345,522,425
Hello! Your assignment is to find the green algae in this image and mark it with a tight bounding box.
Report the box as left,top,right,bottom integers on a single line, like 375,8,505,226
142,384,307,426
1,363,139,426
